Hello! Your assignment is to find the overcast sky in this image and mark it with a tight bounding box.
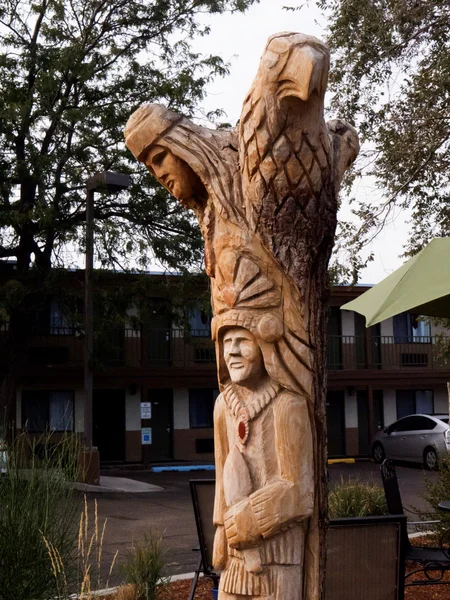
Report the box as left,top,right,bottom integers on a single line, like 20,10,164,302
191,0,409,284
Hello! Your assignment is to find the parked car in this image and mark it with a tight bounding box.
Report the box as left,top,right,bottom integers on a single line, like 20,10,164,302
372,414,450,469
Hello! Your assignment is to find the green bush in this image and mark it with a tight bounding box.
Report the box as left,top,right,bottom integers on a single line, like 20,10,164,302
329,478,388,518
421,455,450,536
0,432,82,600
119,532,168,600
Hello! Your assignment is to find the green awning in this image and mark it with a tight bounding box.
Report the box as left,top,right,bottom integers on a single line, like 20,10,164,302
340,238,450,327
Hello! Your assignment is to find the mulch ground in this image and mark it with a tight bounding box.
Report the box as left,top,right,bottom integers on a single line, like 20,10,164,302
403,535,450,599
163,578,214,600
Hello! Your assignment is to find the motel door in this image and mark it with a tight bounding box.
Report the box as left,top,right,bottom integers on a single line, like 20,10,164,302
326,391,346,457
93,389,125,462
148,389,173,461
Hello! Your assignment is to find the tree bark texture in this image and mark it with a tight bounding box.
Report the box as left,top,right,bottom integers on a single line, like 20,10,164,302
125,32,359,599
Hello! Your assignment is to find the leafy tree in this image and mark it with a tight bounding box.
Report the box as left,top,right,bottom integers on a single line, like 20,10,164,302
0,0,258,274
0,0,258,431
288,0,450,281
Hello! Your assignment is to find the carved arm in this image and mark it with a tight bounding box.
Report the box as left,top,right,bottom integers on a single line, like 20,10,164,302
224,394,314,548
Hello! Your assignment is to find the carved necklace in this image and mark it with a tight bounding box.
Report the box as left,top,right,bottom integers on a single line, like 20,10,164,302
223,381,280,445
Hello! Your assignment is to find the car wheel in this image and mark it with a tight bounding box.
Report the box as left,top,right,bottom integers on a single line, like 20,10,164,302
372,442,385,464
424,447,438,470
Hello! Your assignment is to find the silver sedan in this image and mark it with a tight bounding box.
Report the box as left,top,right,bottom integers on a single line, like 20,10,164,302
371,414,450,470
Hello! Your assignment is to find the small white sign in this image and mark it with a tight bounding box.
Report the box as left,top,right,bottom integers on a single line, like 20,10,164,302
140,402,151,419
141,427,152,445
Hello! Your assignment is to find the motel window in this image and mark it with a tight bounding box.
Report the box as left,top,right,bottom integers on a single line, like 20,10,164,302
188,307,212,337
22,390,74,432
396,389,433,420
393,312,431,343
189,389,219,428
50,299,74,335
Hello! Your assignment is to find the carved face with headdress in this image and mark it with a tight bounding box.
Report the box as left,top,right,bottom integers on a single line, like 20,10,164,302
124,104,208,210
212,248,314,400
124,103,241,223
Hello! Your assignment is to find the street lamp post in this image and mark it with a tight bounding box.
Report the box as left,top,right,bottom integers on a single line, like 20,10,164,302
84,172,130,451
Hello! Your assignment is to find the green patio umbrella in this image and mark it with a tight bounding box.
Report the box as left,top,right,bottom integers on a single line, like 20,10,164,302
340,238,450,327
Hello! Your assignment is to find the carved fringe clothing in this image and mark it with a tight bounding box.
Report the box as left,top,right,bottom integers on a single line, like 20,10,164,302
221,525,306,596
220,563,300,600
213,383,314,598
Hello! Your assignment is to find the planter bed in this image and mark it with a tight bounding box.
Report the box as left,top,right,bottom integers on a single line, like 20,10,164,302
98,572,450,600
404,535,450,599
404,564,450,599
89,579,214,600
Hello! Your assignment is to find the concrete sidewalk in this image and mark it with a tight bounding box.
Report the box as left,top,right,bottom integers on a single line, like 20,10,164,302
75,476,163,493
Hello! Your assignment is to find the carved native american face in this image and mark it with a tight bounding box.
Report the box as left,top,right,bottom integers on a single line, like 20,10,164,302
223,327,265,386
144,144,205,207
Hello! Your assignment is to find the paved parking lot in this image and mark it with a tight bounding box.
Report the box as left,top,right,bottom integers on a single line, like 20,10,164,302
89,461,437,585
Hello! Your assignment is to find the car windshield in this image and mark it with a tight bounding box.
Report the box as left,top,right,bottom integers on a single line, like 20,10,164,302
438,417,449,424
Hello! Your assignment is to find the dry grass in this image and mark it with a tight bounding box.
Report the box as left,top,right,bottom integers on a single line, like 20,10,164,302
44,495,118,598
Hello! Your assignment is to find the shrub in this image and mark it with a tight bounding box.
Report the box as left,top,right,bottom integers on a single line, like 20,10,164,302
421,455,450,536
119,532,168,600
329,478,388,518
0,432,82,600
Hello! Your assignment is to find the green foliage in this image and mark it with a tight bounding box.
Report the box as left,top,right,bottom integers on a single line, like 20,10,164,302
422,455,450,536
119,532,168,600
302,0,450,281
0,0,258,274
329,478,388,518
0,432,82,600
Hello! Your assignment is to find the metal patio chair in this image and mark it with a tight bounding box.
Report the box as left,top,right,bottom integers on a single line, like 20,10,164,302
326,515,407,600
189,477,406,599
380,458,450,586
188,479,219,600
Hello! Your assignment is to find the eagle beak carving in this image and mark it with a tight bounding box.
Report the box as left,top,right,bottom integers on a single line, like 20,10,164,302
262,33,330,103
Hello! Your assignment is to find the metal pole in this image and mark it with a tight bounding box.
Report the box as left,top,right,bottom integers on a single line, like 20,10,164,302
84,188,94,448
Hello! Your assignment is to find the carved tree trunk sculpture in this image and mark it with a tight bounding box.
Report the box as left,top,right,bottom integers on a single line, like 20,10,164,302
125,32,359,600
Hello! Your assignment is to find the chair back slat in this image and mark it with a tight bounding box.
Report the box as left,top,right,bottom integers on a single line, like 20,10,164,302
380,459,413,552
380,459,404,515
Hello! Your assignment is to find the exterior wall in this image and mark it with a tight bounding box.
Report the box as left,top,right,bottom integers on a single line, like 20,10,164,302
383,389,397,426
380,318,394,337
344,391,358,455
125,387,141,462
173,428,214,462
434,385,449,414
172,387,214,462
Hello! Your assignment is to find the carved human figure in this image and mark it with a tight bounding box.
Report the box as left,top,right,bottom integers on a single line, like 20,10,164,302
213,323,313,598
125,32,359,599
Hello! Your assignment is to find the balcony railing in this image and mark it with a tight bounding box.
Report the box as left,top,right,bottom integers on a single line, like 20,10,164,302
2,326,450,372
327,335,448,370
11,327,216,369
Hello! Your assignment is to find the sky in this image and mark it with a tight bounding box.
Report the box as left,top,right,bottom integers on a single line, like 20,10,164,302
190,0,410,284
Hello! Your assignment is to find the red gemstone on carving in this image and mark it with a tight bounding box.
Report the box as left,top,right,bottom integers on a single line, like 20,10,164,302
238,421,246,440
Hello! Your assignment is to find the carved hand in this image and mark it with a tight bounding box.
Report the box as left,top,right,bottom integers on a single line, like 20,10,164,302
224,498,260,549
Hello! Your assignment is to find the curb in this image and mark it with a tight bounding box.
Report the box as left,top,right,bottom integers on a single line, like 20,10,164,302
151,465,215,473
79,572,199,597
